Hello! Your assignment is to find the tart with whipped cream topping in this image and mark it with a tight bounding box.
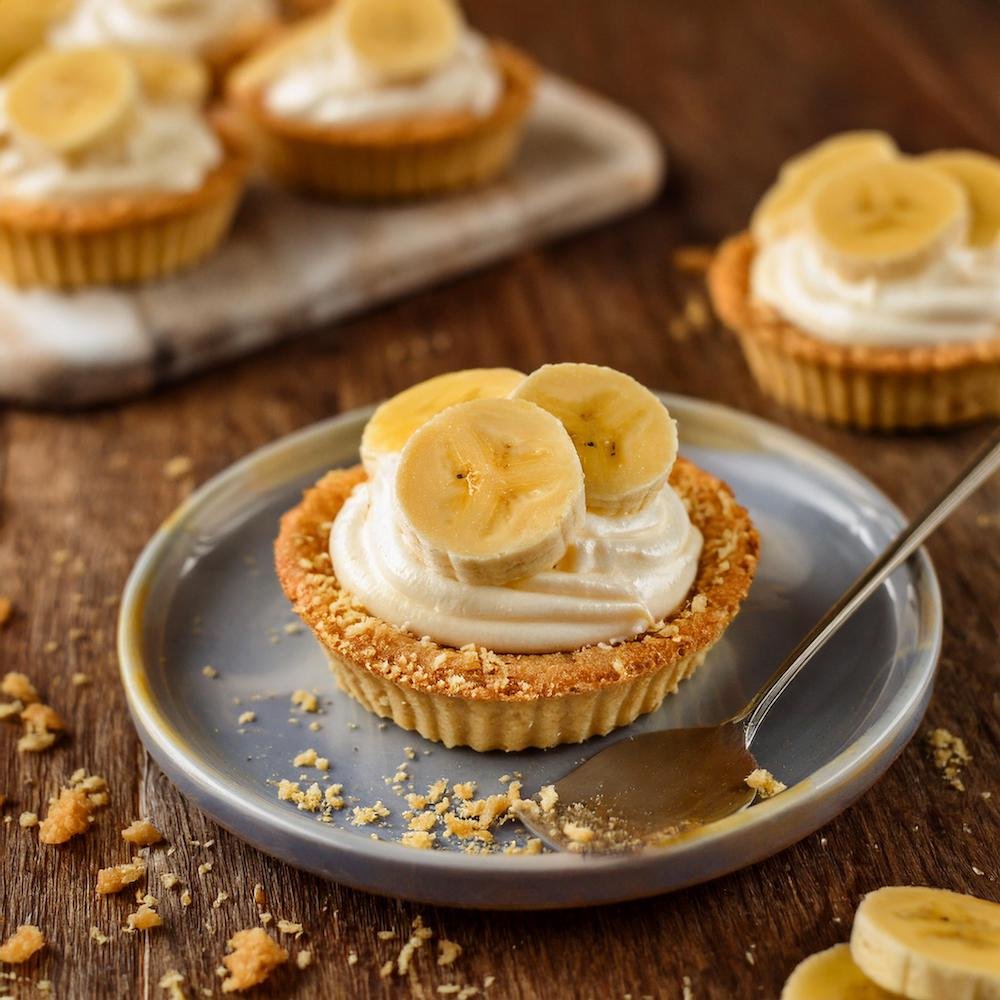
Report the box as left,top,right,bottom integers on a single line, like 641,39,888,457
275,364,758,751
227,0,537,200
50,0,279,80
709,131,1000,429
0,45,246,288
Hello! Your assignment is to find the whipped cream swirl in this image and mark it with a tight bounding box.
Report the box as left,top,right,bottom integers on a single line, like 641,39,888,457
264,30,502,127
752,233,1000,346
50,0,275,55
0,92,222,200
330,455,703,655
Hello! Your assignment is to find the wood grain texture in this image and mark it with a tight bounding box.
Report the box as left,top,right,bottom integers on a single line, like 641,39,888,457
1,1,998,997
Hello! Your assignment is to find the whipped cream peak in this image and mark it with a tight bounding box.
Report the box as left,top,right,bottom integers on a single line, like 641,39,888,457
752,231,1000,346
263,27,502,127
330,453,703,655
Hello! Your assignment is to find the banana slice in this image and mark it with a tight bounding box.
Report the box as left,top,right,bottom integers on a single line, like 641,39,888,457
0,0,74,75
751,131,898,243
782,944,897,1000
360,368,525,472
808,160,968,280
5,48,139,158
510,363,677,516
125,47,210,106
394,398,585,587
341,0,461,81
851,886,1000,1000
923,150,1000,247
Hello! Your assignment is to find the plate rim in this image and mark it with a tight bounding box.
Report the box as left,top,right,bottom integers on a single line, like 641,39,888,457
118,393,943,906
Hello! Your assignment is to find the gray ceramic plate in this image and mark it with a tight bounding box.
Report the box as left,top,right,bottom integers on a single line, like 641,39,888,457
118,394,942,909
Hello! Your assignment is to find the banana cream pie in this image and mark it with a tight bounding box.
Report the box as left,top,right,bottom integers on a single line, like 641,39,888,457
709,131,1000,429
227,0,537,200
0,46,246,288
276,364,758,751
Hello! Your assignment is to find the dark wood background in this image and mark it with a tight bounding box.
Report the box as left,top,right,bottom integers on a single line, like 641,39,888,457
2,1,998,997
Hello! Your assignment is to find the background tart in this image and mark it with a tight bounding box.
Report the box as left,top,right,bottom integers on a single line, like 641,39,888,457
227,38,537,200
275,458,759,752
709,232,1000,430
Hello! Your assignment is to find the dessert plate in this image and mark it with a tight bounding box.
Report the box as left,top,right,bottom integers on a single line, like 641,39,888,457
118,394,942,909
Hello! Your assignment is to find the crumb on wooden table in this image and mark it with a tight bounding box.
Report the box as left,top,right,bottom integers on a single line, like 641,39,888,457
0,925,45,964
221,928,288,994
2,672,39,704
926,727,972,791
122,818,163,846
164,456,194,480
158,970,187,1000
18,702,65,753
39,787,94,844
437,939,462,966
18,812,38,829
745,768,787,799
126,903,162,932
97,858,146,896
0,596,13,628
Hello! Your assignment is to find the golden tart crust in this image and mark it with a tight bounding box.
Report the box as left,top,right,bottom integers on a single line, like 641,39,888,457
709,232,1000,429
275,458,759,751
228,39,538,200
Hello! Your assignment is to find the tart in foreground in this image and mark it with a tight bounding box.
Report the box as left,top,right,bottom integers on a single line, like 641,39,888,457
276,365,759,752
708,131,1000,429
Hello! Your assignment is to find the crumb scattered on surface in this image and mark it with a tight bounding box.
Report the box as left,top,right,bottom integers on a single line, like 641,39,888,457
164,456,194,480
39,787,94,844
562,822,595,847
538,785,558,812
0,597,12,628
237,711,256,725
71,672,91,686
221,928,288,994
395,917,433,976
90,927,111,945
122,819,163,846
290,690,318,713
926,727,972,791
277,920,303,936
0,925,44,964
97,858,146,895
125,902,162,932
438,940,462,966
158,970,187,1000
351,801,389,826
745,768,787,799
18,812,38,829
296,950,312,970
1,672,38,704
201,665,219,679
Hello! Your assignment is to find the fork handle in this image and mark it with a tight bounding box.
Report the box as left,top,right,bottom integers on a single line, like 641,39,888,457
741,426,1000,746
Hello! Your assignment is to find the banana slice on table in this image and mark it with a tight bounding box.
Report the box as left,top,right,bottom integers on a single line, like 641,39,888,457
394,398,585,587
510,363,677,516
807,159,968,281
751,130,898,243
360,368,525,472
923,150,1000,248
6,48,139,158
782,943,897,1000
0,0,74,75
125,47,210,106
341,0,461,81
851,886,1000,1000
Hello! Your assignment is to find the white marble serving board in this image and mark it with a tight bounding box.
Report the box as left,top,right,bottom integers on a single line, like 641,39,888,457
0,76,663,407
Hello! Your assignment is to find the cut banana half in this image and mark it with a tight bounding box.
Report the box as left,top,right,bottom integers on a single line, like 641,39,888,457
125,47,210,106
782,943,897,1000
341,0,461,81
751,131,898,243
394,398,585,587
851,886,1000,1000
360,368,525,472
510,363,677,516
923,149,1000,248
6,47,139,158
807,159,968,281
0,0,74,76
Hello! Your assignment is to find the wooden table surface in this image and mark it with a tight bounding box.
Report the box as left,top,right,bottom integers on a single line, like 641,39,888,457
2,1,998,997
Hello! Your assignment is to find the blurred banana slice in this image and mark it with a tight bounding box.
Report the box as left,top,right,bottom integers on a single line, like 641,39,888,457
0,0,74,76
5,47,140,158
124,0,204,14
510,362,677,516
125,47,210,106
782,943,897,999
922,149,1000,247
751,131,898,243
394,398,584,587
807,159,967,280
341,0,460,81
360,368,525,472
851,886,1000,1000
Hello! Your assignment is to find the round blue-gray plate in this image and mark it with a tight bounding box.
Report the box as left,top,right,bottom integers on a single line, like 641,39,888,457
118,394,942,910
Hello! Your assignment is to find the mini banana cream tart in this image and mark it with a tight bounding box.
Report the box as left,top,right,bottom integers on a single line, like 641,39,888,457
0,45,247,289
709,131,1000,429
49,0,279,80
275,364,759,752
226,0,537,200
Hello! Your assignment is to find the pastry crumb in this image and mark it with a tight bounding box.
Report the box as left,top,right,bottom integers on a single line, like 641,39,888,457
221,928,288,994
0,596,12,628
538,784,559,813
122,819,163,846
277,920,303,937
158,970,187,999
1,672,38,704
401,830,436,850
125,903,162,932
18,812,38,829
90,926,111,945
296,949,312,970
0,925,44,964
39,787,95,844
18,701,66,752
438,939,462,966
164,455,194,480
201,665,219,679
745,768,787,799
350,801,389,826
562,822,595,846
237,711,256,725
97,858,146,895
926,727,972,790
290,690,318,713
71,672,91,686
